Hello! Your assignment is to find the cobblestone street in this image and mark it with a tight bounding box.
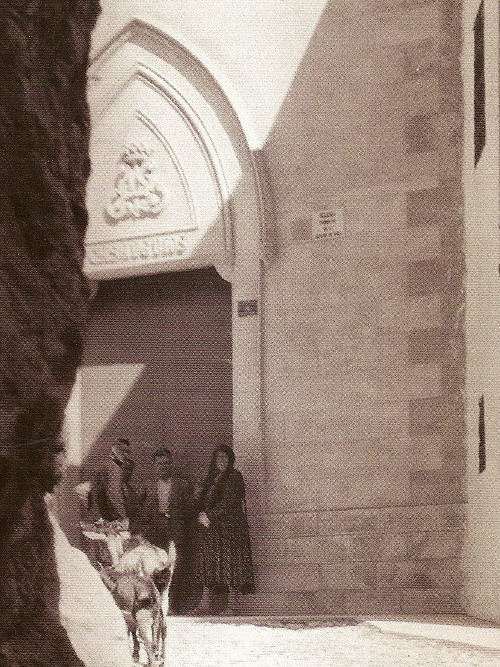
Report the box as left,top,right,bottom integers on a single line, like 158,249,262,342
160,616,500,667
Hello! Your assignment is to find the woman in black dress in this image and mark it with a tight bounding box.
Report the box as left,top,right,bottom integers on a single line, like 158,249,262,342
193,445,255,614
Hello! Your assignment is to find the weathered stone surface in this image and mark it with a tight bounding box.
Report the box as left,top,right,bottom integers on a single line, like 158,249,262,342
410,470,466,504
321,563,377,591
376,558,464,589
238,591,318,616
317,503,465,535
409,327,446,362
314,590,347,615
256,565,321,592
400,589,463,614
0,2,99,665
407,183,462,226
407,530,464,560
345,590,402,615
407,259,447,295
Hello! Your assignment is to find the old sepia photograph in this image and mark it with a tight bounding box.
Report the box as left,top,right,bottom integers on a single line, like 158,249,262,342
1,1,500,666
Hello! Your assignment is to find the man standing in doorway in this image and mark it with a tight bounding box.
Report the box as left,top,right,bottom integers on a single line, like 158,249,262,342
88,438,135,522
138,448,194,613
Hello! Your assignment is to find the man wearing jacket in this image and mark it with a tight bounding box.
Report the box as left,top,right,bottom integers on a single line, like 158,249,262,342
138,447,194,613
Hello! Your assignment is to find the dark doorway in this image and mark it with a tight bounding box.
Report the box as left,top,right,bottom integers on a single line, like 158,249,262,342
80,267,232,485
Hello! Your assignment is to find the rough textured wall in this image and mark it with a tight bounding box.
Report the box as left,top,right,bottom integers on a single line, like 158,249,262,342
0,2,99,665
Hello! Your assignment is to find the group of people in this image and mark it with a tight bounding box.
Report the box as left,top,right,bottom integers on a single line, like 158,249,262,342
77,438,255,615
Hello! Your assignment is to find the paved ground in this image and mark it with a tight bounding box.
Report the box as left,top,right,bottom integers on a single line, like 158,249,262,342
51,509,500,666
160,615,500,667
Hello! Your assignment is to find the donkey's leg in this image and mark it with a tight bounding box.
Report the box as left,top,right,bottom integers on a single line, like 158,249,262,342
136,608,156,667
131,630,140,664
152,607,164,665
158,570,174,663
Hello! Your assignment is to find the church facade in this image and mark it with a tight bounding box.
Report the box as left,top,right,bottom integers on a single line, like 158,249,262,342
59,0,500,618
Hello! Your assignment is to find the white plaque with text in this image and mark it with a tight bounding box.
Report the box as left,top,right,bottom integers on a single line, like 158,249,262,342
312,208,344,240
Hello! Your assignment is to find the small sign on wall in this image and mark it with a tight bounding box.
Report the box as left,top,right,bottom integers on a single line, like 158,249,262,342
237,300,258,317
312,208,344,241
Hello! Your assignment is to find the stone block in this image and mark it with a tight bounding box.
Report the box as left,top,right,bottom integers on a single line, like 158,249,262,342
303,399,409,448
381,533,410,561
318,508,384,535
320,535,351,562
284,512,318,538
441,442,467,469
316,469,412,515
351,534,385,562
238,591,319,616
402,75,441,114
318,503,466,536
265,481,323,515
441,505,466,530
249,512,318,540
249,514,287,540
366,0,438,12
318,331,407,368
407,182,462,226
407,362,442,397
255,565,321,592
289,216,312,241
376,558,463,589
345,590,402,615
347,193,407,234
405,114,434,153
400,38,441,78
439,68,462,112
409,434,445,469
321,364,440,400
401,150,440,184
409,327,446,362
430,111,462,149
321,563,376,590
318,436,414,474
409,396,449,435
314,590,347,615
251,538,288,565
409,469,465,504
407,529,464,560
400,589,463,614
362,471,412,508
285,538,324,565
407,259,446,296
378,294,442,330
404,224,443,261
369,3,442,44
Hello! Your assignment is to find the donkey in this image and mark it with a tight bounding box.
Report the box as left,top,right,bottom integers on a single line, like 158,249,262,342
81,520,176,666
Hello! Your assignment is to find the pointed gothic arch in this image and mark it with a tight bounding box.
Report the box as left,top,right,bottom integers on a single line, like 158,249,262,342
76,18,267,506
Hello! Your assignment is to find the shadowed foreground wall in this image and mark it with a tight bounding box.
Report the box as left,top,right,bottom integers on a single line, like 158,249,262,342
0,3,99,665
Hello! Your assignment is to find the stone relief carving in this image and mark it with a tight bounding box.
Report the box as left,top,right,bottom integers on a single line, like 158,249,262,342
106,143,166,222
86,232,188,265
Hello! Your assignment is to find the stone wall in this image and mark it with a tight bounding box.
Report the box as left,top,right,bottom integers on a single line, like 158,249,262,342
259,0,465,614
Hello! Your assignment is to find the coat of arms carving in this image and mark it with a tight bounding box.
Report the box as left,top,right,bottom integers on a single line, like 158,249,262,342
106,143,166,222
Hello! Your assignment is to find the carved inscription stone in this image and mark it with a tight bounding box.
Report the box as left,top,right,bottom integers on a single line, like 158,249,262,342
106,143,166,222
86,232,188,265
